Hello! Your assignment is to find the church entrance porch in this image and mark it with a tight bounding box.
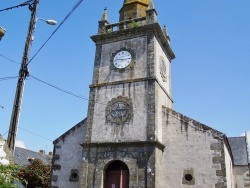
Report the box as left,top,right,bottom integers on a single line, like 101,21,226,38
80,141,164,188
105,160,129,188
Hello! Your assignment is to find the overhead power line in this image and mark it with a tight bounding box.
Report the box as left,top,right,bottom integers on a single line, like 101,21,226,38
0,76,18,81
1,125,52,143
0,53,19,64
29,75,89,101
29,75,107,106
1,130,8,136
19,126,53,142
0,0,85,66
1,127,52,142
28,0,85,65
0,0,33,12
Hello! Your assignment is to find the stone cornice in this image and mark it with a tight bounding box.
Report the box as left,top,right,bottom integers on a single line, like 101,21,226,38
81,140,165,151
89,77,174,103
91,22,175,61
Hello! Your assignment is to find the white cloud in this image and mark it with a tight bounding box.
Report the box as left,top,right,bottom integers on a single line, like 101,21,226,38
15,140,26,149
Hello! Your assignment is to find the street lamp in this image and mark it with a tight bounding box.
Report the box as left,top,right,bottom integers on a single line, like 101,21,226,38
31,18,57,41
6,0,57,152
37,18,57,25
0,27,6,40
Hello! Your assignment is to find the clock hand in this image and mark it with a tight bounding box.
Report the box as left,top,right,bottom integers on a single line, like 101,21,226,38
115,57,131,60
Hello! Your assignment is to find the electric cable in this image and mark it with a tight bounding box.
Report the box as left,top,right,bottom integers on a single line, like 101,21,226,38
0,76,18,81
29,75,107,105
0,54,19,64
27,0,84,65
29,74,89,101
1,126,52,142
0,0,33,12
1,130,8,136
19,126,53,142
1,0,85,65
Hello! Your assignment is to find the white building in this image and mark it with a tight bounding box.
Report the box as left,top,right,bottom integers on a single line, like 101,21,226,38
0,136,10,165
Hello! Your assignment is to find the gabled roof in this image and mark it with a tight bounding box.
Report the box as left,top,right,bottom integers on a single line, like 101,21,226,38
14,147,52,166
228,136,248,166
166,109,225,138
53,118,87,145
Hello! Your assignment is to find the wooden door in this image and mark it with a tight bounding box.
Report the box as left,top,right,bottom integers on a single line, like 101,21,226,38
105,161,129,188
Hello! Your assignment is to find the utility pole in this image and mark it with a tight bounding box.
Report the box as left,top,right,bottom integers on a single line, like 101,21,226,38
7,0,39,152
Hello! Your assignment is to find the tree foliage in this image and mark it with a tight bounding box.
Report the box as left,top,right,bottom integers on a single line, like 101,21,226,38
16,159,51,188
0,164,19,188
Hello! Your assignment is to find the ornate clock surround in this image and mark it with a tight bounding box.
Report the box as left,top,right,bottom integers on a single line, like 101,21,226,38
105,96,133,125
110,47,136,72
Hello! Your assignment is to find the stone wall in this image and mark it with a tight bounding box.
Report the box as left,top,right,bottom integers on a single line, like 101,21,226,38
51,119,87,188
162,108,227,188
233,166,250,188
89,83,148,143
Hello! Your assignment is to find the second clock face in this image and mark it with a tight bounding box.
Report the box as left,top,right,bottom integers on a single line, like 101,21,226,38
113,50,132,69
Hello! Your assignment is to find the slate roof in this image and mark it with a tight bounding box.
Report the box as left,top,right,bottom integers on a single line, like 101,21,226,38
14,147,52,166
228,136,249,166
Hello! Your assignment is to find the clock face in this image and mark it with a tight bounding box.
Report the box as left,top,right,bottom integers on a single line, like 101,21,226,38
113,50,132,69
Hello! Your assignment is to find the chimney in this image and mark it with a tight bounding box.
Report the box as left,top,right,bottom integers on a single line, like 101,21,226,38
39,150,45,154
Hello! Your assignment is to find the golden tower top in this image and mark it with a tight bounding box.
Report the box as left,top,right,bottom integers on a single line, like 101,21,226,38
119,0,152,21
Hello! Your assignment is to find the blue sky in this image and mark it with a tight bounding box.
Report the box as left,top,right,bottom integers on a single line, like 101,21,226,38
0,0,249,153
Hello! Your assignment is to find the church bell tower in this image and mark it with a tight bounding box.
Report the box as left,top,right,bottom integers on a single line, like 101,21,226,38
81,1,175,187
119,0,151,21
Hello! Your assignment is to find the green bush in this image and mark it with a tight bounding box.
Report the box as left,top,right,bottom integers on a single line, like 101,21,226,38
0,164,19,188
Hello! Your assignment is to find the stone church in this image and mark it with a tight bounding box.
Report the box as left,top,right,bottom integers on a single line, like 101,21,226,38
50,1,249,187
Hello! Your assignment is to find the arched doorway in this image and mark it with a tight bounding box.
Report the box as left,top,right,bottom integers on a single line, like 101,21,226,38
105,160,129,188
